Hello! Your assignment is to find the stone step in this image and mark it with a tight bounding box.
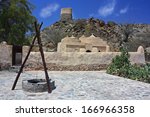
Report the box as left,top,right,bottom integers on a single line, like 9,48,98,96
9,66,21,73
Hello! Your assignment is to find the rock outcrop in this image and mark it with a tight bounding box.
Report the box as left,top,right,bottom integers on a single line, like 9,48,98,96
41,18,150,53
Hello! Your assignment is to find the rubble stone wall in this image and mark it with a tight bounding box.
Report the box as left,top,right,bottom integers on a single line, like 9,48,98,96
0,43,12,69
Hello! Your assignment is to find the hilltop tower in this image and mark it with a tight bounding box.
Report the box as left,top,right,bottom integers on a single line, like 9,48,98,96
61,8,72,21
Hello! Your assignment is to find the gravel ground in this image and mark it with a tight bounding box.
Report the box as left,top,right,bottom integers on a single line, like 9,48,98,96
0,71,150,100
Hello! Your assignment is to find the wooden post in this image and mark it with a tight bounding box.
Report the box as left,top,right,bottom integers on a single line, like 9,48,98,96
34,22,52,93
12,22,52,93
11,31,39,90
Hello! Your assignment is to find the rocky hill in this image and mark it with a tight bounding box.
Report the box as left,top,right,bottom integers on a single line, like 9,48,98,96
40,18,150,54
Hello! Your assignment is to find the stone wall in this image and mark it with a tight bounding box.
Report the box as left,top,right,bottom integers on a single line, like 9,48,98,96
23,46,145,70
0,42,146,71
23,52,145,65
60,8,72,21
0,42,12,69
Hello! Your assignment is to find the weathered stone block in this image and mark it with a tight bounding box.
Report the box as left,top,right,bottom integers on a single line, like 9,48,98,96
80,48,86,52
0,42,12,69
106,46,110,52
92,47,98,52
137,46,144,53
61,8,72,21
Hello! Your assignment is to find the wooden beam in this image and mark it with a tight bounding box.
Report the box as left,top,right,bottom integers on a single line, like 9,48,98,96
12,22,43,90
34,22,52,93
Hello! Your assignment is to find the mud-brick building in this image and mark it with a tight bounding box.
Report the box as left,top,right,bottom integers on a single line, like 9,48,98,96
57,34,110,52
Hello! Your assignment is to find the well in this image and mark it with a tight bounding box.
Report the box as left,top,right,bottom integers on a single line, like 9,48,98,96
22,79,55,93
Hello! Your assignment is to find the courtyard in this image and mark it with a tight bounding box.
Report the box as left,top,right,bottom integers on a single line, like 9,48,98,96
0,70,150,100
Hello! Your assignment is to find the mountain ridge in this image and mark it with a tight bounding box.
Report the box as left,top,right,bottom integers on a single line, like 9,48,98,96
41,17,150,53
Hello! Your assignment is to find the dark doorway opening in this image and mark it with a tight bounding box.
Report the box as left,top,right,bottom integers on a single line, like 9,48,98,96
12,45,22,66
86,50,91,52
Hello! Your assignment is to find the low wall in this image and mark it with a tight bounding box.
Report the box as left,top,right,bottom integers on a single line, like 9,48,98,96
0,44,145,70
23,51,145,67
23,52,145,65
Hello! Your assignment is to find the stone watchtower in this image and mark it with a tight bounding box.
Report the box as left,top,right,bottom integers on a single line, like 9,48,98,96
61,8,72,21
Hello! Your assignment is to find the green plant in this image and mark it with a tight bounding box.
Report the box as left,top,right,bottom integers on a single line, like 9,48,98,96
128,64,150,83
107,46,150,83
119,24,135,45
43,29,66,51
107,47,131,77
0,0,35,45
107,21,116,27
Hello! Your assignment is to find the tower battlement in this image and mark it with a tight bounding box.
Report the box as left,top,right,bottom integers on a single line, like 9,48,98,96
61,8,72,21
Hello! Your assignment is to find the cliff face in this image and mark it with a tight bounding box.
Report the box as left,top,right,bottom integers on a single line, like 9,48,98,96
41,18,150,52
121,24,150,51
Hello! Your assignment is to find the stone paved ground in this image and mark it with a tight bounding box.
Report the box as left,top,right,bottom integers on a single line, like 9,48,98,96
0,71,150,100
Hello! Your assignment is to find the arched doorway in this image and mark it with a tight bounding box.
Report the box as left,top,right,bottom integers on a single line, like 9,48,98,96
86,50,91,52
